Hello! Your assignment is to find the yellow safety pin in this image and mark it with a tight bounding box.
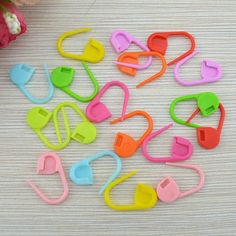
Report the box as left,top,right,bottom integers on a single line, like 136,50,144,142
104,171,158,211
57,27,105,63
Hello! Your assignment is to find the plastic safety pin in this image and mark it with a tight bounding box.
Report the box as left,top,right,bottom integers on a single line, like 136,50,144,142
110,110,154,158
142,123,193,163
27,106,71,150
174,51,223,86
104,171,157,211
86,81,129,123
110,29,152,69
70,150,122,194
10,64,54,104
27,152,69,205
57,27,105,63
50,62,99,102
116,51,167,88
186,103,225,149
156,163,205,203
53,102,97,145
147,31,196,66
169,92,220,128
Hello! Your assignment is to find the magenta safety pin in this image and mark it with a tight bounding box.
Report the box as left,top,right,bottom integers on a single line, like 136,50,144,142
142,123,193,163
174,51,222,86
110,30,152,69
86,80,129,123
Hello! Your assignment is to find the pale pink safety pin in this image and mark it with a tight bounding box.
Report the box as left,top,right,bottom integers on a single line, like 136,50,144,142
27,152,69,205
174,50,222,86
110,30,152,69
142,123,193,163
156,162,205,203
86,80,129,123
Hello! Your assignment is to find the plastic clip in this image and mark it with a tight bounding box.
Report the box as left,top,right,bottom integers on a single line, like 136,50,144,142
86,81,129,123
174,51,222,86
156,163,205,203
57,27,105,63
10,64,54,104
51,62,99,102
27,152,69,205
111,110,154,158
116,51,167,88
104,171,157,211
147,31,195,66
142,123,193,162
70,150,122,194
110,29,152,69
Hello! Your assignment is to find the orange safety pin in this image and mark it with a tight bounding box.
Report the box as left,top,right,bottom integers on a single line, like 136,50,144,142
110,110,154,158
116,51,167,88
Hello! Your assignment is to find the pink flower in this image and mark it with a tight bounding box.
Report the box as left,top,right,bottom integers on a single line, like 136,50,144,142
0,2,27,49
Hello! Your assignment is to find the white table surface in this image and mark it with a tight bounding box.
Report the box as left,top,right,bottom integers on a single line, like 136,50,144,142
0,0,236,235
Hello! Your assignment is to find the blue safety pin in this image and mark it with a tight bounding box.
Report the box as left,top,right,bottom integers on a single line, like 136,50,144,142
69,150,122,194
10,64,54,104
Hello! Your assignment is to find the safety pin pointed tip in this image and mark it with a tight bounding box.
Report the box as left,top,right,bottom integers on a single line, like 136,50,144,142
135,84,142,89
26,180,32,186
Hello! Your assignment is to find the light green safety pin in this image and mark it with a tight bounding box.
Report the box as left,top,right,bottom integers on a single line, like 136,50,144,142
53,102,97,144
57,27,105,63
50,62,99,102
27,102,97,150
26,106,71,150
169,92,220,128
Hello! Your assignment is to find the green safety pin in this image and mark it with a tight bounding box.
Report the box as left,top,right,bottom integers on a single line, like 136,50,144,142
53,102,96,144
169,92,220,128
50,62,99,103
27,106,71,150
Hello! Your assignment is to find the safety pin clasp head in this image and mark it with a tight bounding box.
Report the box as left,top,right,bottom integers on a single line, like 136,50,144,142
201,60,222,82
113,132,138,158
70,160,94,185
10,64,35,86
51,66,75,89
86,100,112,123
110,30,133,53
171,136,193,161
82,38,105,63
71,121,97,144
197,92,220,117
27,107,52,130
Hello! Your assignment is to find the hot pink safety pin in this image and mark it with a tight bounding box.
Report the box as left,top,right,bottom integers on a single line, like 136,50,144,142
142,123,193,162
110,30,152,69
156,162,205,203
86,80,129,123
27,152,69,205
174,50,222,86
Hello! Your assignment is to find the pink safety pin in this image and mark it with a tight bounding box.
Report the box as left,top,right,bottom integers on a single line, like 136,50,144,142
156,162,205,203
86,81,129,123
174,51,222,86
110,30,152,69
142,123,193,163
27,152,69,205
142,123,193,162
